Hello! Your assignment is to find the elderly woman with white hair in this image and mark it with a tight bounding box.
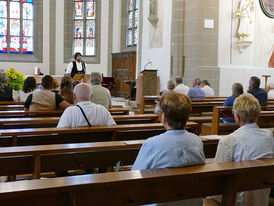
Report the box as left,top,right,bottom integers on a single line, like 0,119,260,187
213,94,274,206
0,72,13,101
57,83,116,128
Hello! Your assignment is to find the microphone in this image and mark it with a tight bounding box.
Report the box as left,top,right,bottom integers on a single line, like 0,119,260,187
144,60,153,70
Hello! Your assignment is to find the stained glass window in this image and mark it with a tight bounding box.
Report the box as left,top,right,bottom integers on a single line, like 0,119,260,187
126,0,138,47
73,0,96,56
0,0,34,54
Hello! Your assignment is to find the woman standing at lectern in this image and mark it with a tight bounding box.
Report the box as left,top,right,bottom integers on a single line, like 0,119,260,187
66,52,89,78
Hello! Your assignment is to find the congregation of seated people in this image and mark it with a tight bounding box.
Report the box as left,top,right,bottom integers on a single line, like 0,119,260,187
0,70,274,206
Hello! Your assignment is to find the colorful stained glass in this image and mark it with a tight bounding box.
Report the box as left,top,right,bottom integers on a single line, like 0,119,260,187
128,11,133,28
75,2,84,19
0,1,7,18
135,0,139,9
23,3,33,19
134,10,138,27
128,0,133,11
86,38,95,56
0,35,7,52
74,20,83,38
134,28,138,45
23,20,33,36
86,20,95,38
86,1,95,19
74,39,83,54
10,19,20,36
127,29,132,46
10,1,20,18
0,18,7,35
22,37,33,53
10,36,20,53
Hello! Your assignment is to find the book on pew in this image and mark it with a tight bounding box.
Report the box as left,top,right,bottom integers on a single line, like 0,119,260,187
123,140,145,145
201,135,221,140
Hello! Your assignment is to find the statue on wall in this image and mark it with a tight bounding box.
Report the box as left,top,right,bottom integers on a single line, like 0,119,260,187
236,0,255,42
148,0,159,28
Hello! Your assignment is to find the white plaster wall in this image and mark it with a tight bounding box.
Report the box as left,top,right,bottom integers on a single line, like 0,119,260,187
140,0,172,90
112,0,121,53
55,0,110,76
218,0,274,96
0,0,50,75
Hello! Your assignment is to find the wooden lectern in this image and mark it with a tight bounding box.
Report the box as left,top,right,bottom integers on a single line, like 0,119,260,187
136,69,160,105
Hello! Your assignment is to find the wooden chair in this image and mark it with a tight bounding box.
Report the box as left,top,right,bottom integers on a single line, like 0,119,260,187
0,159,273,206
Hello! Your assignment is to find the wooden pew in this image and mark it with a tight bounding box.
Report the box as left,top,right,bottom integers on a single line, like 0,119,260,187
0,159,273,206
0,122,199,147
0,138,218,179
201,106,274,135
0,101,24,105
139,96,224,115
0,114,161,129
0,108,130,118
0,105,25,111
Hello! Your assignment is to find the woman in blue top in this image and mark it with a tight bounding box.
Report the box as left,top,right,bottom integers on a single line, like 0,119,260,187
222,83,243,123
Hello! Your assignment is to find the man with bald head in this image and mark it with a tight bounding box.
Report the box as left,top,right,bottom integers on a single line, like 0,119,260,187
57,83,116,128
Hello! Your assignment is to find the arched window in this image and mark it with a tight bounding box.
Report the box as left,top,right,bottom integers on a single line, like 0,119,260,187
73,0,96,56
0,0,33,54
126,0,138,47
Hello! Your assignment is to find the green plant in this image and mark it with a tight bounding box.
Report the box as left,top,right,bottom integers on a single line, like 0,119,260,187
6,67,25,91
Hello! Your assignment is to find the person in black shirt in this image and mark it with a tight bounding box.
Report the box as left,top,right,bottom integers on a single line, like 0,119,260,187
0,72,13,101
24,75,71,111
65,52,88,78
248,76,268,106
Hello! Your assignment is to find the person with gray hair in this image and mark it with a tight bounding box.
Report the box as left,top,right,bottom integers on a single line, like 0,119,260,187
213,94,274,206
222,83,244,124
248,76,267,106
57,83,116,128
90,72,112,109
201,80,215,97
187,78,205,99
0,72,13,101
154,80,176,114
174,76,189,95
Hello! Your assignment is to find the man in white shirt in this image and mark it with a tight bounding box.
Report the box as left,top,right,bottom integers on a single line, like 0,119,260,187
213,94,274,206
66,52,89,78
268,83,274,99
201,80,215,97
57,83,116,128
174,76,189,95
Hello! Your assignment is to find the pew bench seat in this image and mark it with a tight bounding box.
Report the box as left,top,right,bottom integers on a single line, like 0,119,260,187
201,123,239,136
0,159,273,206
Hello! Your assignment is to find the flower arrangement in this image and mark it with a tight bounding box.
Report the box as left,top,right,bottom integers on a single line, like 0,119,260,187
6,67,25,91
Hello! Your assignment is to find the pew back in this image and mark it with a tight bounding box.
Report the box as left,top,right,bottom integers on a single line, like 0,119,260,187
0,159,273,206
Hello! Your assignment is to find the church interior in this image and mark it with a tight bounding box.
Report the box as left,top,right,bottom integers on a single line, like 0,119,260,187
0,0,273,205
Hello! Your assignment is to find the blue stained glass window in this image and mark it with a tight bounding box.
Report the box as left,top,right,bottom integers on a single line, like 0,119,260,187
0,0,34,54
73,0,96,56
